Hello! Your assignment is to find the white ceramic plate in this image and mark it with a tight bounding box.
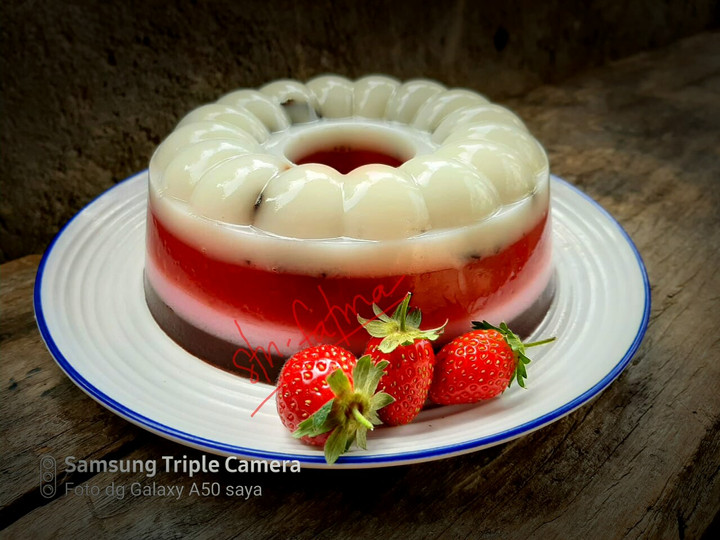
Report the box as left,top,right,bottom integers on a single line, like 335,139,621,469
34,172,649,468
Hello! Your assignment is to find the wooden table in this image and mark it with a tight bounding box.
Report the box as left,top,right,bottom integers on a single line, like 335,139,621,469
2,32,718,539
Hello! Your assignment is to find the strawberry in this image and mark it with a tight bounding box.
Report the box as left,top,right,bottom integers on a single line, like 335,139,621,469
429,321,555,404
358,293,445,426
275,344,394,464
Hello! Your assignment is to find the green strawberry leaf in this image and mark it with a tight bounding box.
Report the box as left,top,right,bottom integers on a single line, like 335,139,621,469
327,368,352,397
370,391,395,411
366,410,381,425
358,319,397,337
358,292,446,354
293,399,335,438
372,303,393,322
377,335,415,354
356,426,368,450
405,308,422,328
352,355,371,392
472,320,501,332
364,359,389,395
324,426,350,465
311,400,333,430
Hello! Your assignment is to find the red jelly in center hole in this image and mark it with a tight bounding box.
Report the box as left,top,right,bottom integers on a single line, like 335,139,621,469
295,147,404,174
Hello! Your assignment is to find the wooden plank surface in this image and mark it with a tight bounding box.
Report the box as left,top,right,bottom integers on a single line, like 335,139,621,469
1,31,719,539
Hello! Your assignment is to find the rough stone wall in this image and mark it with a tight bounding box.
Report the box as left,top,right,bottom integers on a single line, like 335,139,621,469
1,0,718,261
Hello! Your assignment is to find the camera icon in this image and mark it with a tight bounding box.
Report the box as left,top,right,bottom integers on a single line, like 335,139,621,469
39,455,56,499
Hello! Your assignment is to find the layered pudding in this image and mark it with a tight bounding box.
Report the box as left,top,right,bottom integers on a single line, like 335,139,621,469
145,75,553,384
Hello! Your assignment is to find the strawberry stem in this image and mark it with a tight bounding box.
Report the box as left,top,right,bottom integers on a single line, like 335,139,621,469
397,293,411,332
351,405,374,430
525,337,557,348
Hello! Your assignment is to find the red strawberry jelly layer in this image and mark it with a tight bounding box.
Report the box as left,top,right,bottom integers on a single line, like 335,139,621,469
295,148,404,174
146,211,550,355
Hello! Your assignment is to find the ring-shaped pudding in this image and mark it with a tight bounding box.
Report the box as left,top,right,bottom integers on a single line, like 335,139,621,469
145,75,553,383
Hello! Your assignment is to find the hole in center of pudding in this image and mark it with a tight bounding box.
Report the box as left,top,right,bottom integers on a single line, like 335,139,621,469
283,123,417,174
295,147,405,174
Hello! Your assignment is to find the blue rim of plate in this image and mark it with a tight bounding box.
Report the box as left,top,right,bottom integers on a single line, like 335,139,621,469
33,172,651,466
